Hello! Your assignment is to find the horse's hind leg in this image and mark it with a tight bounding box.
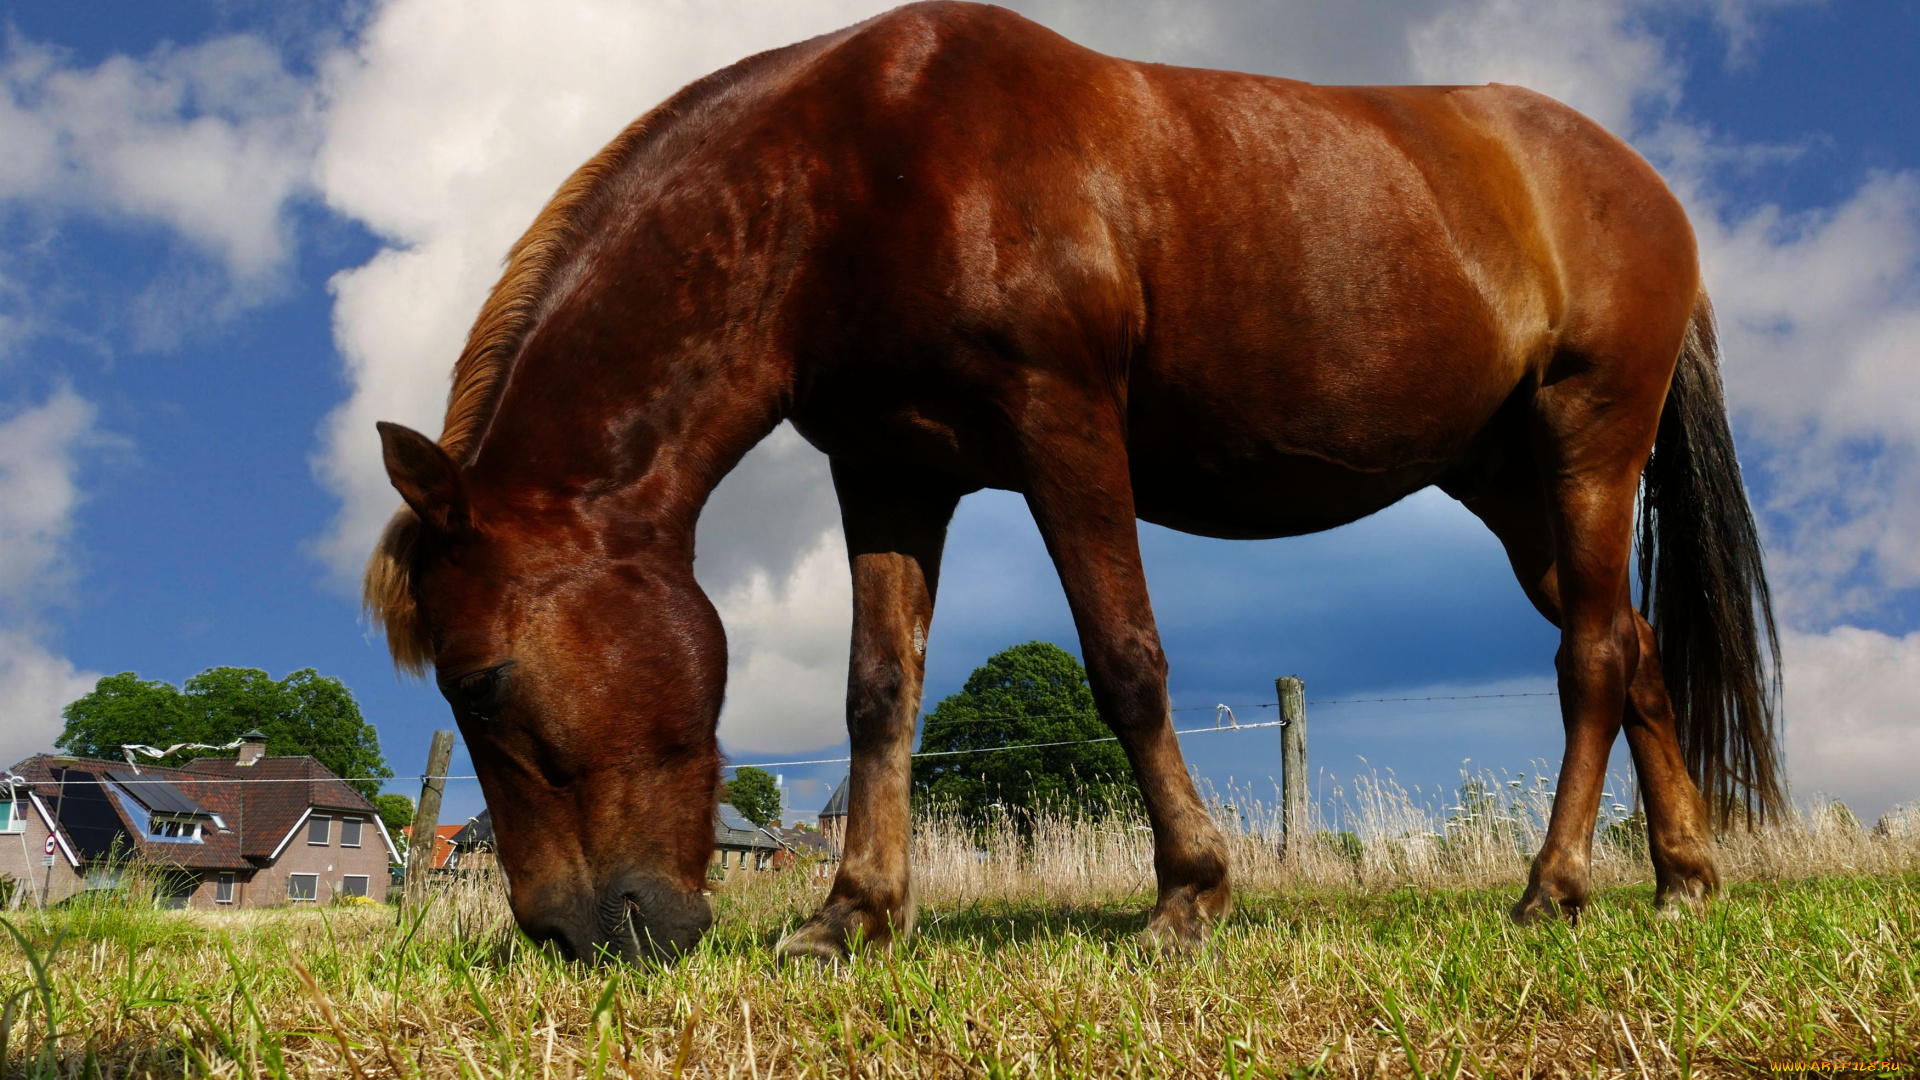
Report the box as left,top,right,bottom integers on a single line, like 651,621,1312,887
1455,473,1618,921
1619,612,1719,909
1016,405,1231,949
1458,404,1717,920
777,460,960,962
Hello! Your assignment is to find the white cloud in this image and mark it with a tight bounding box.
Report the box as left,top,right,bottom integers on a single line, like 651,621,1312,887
0,632,98,768
1408,0,1681,134
0,389,103,766
1781,626,1920,816
0,388,94,618
1685,172,1920,619
711,529,851,754
0,34,316,281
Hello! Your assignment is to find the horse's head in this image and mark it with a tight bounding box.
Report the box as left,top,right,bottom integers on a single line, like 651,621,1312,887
369,422,723,963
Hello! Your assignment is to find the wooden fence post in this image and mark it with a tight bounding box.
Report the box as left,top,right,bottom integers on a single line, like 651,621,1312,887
1276,676,1308,859
405,729,456,907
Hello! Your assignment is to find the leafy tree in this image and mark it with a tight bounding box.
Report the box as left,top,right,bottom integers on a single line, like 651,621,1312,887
912,641,1136,826
725,766,782,827
374,794,416,836
55,675,200,758
57,667,394,798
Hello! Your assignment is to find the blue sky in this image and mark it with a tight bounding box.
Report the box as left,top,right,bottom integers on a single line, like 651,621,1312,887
2,0,1916,831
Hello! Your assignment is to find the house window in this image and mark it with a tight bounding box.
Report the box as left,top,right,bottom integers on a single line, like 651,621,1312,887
340,818,363,847
0,797,21,833
287,874,318,902
341,875,370,898
307,815,330,845
215,873,235,904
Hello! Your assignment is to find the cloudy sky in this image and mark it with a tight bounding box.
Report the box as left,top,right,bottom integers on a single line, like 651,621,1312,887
2,0,1915,827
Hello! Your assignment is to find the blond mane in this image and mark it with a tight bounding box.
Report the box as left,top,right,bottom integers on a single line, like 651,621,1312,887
361,113,661,674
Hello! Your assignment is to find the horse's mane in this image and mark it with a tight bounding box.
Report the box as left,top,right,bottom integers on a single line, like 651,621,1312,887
362,45,812,674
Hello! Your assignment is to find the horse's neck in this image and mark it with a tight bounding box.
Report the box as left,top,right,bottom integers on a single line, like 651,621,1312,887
470,332,789,545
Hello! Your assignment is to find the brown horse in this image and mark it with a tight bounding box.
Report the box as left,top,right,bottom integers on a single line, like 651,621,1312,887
365,2,1781,962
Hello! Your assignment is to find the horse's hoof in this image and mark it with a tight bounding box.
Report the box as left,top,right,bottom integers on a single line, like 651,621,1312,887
1511,889,1582,926
1652,853,1718,915
1138,916,1209,955
775,921,850,965
1139,891,1226,955
1653,872,1713,918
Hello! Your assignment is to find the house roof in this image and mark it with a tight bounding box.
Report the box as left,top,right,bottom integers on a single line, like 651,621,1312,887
778,827,834,855
451,809,493,849
820,776,849,818
8,752,392,870
402,823,467,869
716,804,784,851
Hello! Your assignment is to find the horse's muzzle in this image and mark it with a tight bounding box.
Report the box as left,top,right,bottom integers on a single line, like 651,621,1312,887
517,873,712,964
594,875,713,963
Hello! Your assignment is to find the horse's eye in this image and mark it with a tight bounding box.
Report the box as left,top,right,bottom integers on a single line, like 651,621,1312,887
440,661,514,719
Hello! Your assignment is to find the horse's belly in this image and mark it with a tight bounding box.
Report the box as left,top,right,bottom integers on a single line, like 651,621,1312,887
1126,407,1471,539
1130,452,1433,538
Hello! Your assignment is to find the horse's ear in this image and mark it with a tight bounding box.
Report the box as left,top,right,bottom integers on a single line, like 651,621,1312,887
378,422,470,532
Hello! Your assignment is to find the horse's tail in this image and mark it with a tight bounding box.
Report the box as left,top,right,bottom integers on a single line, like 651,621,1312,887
1637,292,1786,826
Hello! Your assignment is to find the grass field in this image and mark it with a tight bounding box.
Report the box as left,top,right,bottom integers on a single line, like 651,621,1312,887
4,790,1918,1078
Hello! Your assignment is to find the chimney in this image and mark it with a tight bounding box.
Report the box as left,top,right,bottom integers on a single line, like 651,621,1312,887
237,730,269,766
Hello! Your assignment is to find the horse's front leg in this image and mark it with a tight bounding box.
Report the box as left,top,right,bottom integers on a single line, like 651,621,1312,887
1017,403,1232,949
777,460,960,962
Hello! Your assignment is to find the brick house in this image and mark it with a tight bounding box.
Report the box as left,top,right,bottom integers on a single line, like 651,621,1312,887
1,733,398,909
711,803,787,879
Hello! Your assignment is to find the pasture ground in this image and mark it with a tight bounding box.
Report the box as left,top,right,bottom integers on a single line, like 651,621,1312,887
2,868,1915,1078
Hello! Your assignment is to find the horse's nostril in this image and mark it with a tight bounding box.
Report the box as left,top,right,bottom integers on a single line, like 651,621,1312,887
521,918,581,962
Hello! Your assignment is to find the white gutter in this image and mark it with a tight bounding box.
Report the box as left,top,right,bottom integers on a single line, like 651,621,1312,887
27,792,79,866
370,813,402,864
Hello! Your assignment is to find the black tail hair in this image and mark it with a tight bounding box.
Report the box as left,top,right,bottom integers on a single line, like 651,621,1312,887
1637,294,1786,826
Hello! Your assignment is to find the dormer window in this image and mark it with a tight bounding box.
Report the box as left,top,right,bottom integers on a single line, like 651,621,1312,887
103,772,212,845
147,815,204,841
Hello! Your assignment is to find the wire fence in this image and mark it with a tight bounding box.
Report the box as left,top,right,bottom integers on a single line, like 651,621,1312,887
720,689,1559,772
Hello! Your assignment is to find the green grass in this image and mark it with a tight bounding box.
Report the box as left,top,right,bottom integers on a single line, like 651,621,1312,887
2,873,1916,1077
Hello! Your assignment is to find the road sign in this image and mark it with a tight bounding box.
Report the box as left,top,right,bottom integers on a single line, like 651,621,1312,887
44,834,56,855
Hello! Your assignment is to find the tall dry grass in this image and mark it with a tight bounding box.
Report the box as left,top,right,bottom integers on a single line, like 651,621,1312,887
908,769,1920,907
396,768,1920,931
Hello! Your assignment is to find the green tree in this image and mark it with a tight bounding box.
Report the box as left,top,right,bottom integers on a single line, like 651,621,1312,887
374,794,415,836
57,667,394,798
725,766,782,827
912,641,1136,826
56,674,200,758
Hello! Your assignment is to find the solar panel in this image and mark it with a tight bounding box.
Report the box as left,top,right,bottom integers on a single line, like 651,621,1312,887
48,771,129,860
104,769,209,817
